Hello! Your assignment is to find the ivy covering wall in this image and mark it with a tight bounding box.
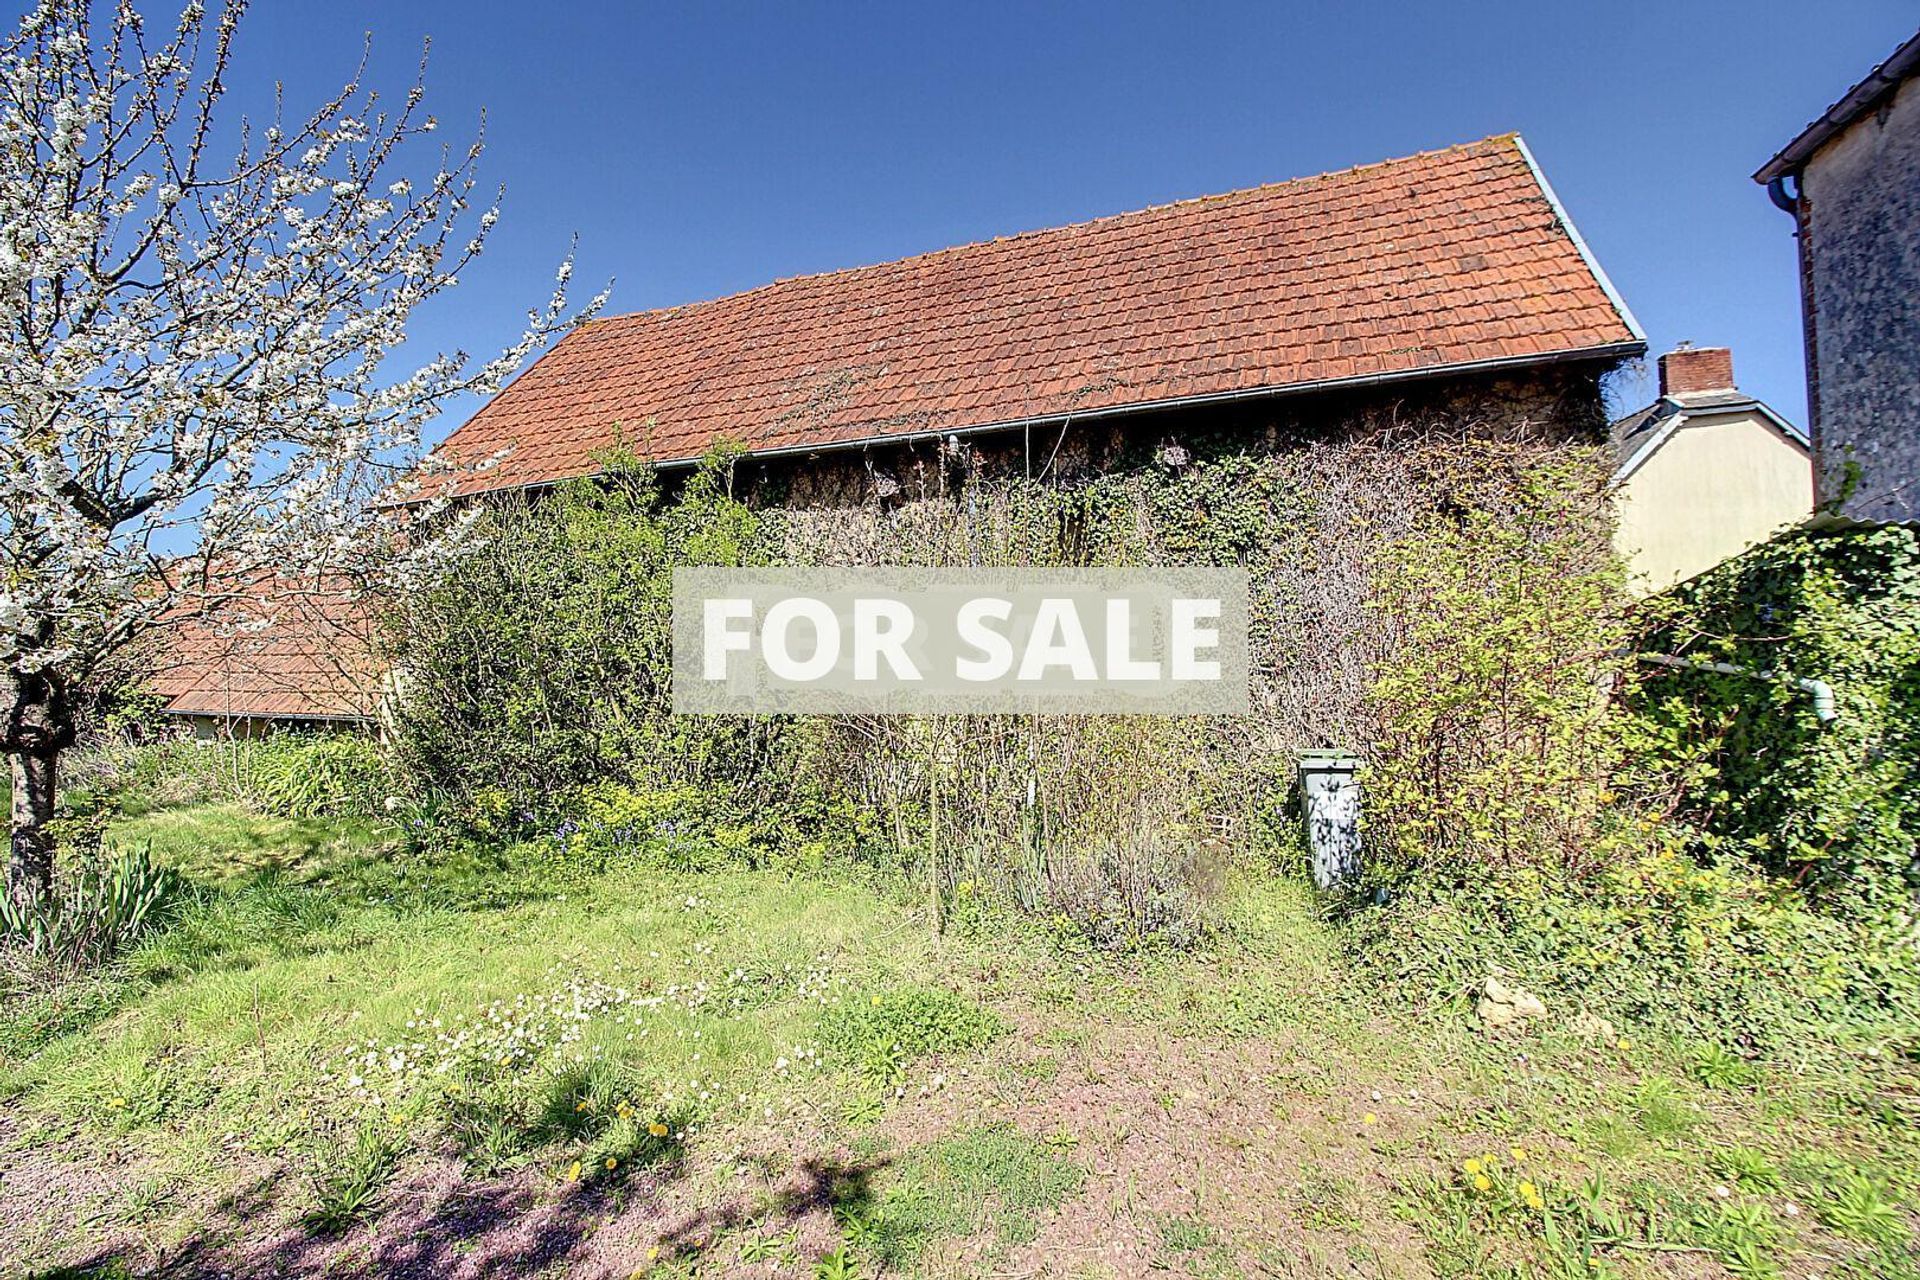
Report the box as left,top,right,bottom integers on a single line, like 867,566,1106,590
1633,522,1920,923
1351,523,1920,1055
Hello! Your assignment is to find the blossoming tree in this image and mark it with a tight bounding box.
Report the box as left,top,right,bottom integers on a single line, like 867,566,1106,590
0,0,598,903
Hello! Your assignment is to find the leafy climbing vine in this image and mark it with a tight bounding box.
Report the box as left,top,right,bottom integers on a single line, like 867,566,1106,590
1631,523,1920,923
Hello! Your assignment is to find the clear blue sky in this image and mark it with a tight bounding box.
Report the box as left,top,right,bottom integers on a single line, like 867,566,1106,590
220,1,1918,433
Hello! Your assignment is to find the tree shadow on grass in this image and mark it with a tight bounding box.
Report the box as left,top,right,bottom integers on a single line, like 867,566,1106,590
30,1152,893,1280
43,1173,607,1280
646,1153,891,1266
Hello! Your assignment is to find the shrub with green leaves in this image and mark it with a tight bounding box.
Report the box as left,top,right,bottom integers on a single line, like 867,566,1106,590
1351,843,1920,1058
0,842,185,977
388,449,804,833
1362,447,1629,883
1349,505,1920,1059
531,777,885,878
1628,523,1920,923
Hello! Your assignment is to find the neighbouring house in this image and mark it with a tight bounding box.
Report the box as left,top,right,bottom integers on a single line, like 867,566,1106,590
1755,26,1920,523
1610,345,1812,593
146,574,384,739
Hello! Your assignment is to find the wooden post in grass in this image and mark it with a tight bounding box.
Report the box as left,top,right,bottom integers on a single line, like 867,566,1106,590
928,715,945,937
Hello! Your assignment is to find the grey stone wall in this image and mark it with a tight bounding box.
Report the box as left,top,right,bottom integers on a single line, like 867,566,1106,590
1802,72,1920,522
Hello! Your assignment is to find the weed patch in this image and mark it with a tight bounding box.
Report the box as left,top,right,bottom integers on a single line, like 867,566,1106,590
820,986,1003,1083
851,1124,1085,1268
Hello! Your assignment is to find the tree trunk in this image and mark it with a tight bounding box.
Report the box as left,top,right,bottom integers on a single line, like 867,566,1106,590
8,750,57,906
5,669,74,907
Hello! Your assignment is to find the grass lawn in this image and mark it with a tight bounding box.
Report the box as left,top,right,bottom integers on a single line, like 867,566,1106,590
2,805,1916,1279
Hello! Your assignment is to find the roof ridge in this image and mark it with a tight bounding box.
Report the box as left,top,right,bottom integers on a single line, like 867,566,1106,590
580,133,1523,331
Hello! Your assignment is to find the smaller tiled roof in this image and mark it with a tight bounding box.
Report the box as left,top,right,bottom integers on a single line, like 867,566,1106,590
427,133,1642,498
146,576,383,722
1756,27,1920,182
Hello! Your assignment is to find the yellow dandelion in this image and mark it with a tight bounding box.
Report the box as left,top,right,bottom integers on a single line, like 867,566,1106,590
567,1160,582,1182
1463,1158,1484,1176
1617,1037,1631,1050
649,1122,669,1137
107,1097,127,1109
605,1157,618,1170
1362,1112,1377,1126
1509,1145,1528,1162
1473,1174,1492,1193
575,1100,589,1112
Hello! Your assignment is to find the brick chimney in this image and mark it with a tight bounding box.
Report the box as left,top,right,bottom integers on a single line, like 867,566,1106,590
1658,345,1735,396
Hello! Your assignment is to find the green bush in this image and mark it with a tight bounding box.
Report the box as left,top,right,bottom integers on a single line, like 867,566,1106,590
533,779,886,877
1363,448,1630,884
387,453,902,874
0,843,186,978
246,735,389,819
1629,523,1920,923
1351,841,1920,1059
389,449,784,830
1349,511,1920,1061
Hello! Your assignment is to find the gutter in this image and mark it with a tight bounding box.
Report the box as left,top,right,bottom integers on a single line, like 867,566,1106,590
1637,653,1838,724
1766,174,1800,216
407,338,1644,504
158,707,377,725
1755,29,1920,185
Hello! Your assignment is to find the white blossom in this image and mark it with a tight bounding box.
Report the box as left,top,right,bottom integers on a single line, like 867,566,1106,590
0,0,605,889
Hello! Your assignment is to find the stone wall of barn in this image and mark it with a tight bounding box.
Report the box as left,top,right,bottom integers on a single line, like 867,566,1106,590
724,362,1621,765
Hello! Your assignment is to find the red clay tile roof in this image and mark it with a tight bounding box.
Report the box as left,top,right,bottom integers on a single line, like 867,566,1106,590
146,577,383,722
431,134,1641,496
